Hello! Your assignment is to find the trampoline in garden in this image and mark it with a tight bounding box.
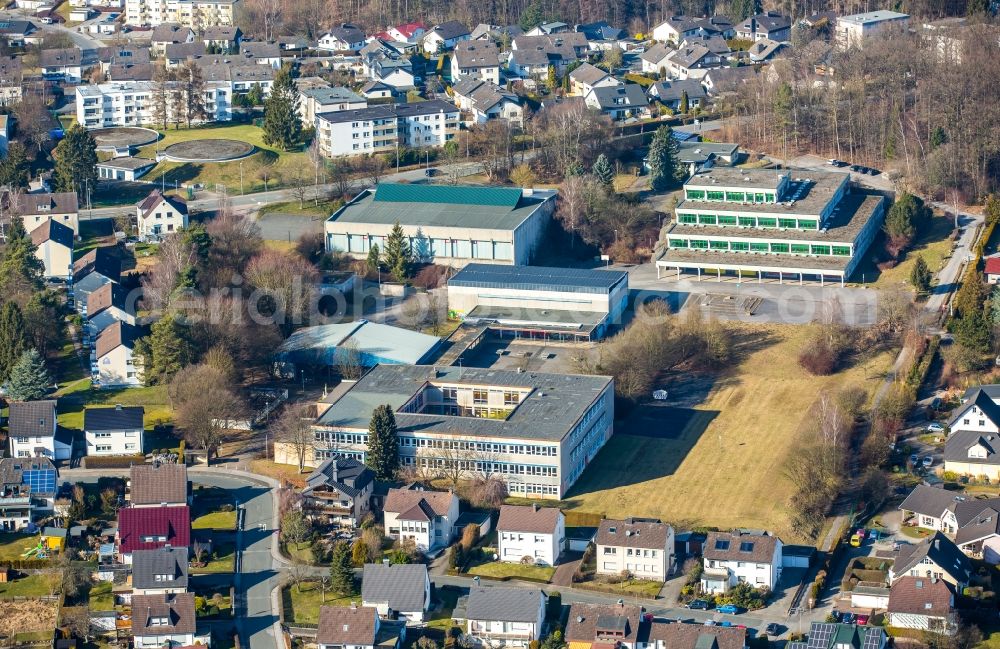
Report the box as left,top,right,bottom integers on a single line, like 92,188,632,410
160,138,256,163
91,127,160,151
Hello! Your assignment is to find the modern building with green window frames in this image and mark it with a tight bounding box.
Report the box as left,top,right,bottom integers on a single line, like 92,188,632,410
326,183,558,267
656,167,887,285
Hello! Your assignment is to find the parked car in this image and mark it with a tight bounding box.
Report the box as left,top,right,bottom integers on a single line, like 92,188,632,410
424,168,438,177
687,600,712,610
842,613,856,624
868,529,880,540
850,532,863,547
927,422,945,433
765,624,780,635
856,614,870,625
718,604,741,615
704,620,717,626
869,168,881,176
720,621,733,627
910,453,920,464
922,456,934,468
850,164,862,172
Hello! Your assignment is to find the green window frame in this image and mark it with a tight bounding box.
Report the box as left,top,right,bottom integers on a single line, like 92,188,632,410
738,216,756,227
699,215,717,225
679,213,698,224
749,242,769,252
765,193,775,202
725,192,744,202
797,219,818,229
710,240,729,250
669,239,688,248
778,218,797,229
686,190,705,200
790,244,810,254
811,245,831,256
690,239,709,249
706,191,724,201
770,243,789,253
832,246,851,256
754,193,765,203
730,241,749,251
758,217,777,228
717,215,737,226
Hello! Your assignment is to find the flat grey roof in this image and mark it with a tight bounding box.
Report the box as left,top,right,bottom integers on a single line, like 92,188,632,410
449,263,627,294
314,364,612,442
329,184,557,232
682,169,850,217
839,10,909,25
98,157,156,170
658,247,851,272
467,305,605,331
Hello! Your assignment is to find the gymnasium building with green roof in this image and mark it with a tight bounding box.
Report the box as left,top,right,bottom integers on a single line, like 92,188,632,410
656,167,887,286
325,183,558,267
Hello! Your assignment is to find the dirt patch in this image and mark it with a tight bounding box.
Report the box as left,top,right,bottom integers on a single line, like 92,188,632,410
0,599,58,637
162,138,255,162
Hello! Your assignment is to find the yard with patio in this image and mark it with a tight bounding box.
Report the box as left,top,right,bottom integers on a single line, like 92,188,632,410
281,581,357,625
191,542,236,573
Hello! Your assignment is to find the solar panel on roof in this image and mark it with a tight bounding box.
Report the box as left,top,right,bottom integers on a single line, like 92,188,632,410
23,469,56,493
809,623,834,649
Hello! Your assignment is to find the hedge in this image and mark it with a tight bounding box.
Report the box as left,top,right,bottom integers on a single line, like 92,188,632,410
0,559,50,569
82,455,146,469
905,335,940,389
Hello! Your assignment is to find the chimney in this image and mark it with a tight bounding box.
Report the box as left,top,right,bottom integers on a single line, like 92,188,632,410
934,538,940,550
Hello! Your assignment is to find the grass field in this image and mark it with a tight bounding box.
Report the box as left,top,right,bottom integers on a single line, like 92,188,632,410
467,561,555,582
0,574,53,598
561,323,896,542
192,542,236,573
88,582,115,611
54,382,173,436
0,533,45,561
192,510,237,530
131,124,312,201
258,200,341,218
853,214,955,290
281,581,357,625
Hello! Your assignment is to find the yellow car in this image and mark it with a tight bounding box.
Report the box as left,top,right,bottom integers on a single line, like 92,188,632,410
850,534,862,548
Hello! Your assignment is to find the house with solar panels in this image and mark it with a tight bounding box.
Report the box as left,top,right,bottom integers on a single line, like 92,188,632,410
788,622,887,649
325,183,557,268
656,167,887,286
447,263,629,340
0,457,58,531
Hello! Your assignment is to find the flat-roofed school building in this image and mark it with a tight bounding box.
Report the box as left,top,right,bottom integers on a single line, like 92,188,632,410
656,167,887,286
447,263,629,340
325,183,557,267
309,365,614,499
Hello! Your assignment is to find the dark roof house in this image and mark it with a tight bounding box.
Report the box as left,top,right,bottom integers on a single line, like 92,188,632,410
131,547,189,591
303,457,374,499
703,530,781,564
564,602,643,644
361,563,429,614
892,532,971,586
595,518,672,549
84,405,144,432
8,401,57,439
497,504,562,534
30,219,74,249
129,463,189,506
466,586,545,622
131,593,196,636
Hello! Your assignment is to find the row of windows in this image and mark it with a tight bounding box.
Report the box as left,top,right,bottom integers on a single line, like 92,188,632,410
603,547,660,557
677,213,818,230
398,437,557,456
330,234,514,261
686,189,777,204
669,238,851,257
412,456,558,477
508,482,559,495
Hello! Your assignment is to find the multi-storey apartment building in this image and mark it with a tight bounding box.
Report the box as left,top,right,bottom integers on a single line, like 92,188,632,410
310,365,614,499
315,99,459,158
125,0,235,29
656,167,887,286
76,81,232,128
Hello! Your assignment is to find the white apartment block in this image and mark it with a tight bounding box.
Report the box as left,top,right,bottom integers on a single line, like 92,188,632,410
125,0,235,28
315,99,459,158
76,81,232,128
836,11,909,50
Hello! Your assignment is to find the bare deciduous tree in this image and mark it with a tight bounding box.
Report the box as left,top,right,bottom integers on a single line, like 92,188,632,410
169,363,245,462
271,403,315,473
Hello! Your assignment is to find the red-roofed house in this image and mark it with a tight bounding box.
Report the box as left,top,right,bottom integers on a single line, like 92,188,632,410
388,22,426,43
986,256,1000,284
118,505,191,563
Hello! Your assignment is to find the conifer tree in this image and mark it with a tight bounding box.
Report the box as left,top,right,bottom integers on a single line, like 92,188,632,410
5,348,51,401
366,404,399,480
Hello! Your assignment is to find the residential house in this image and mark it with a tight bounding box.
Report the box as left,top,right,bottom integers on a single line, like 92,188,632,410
986,256,1000,284
644,622,747,649
131,547,189,595
278,36,309,52
95,45,153,73
31,219,74,281
595,518,675,581
93,320,143,387
0,456,58,531
299,87,367,127
84,405,144,456
318,24,368,52
584,83,649,121
568,62,616,96
674,141,739,175
945,429,1000,481
201,25,241,51
198,63,275,99
451,78,524,125
701,530,783,593
469,23,523,41
165,41,206,67
647,78,707,111
361,563,430,623
465,586,546,647
887,576,956,635
423,21,470,53
565,602,644,649
0,56,23,105
696,15,736,39
239,41,281,68
748,38,787,63
526,22,569,36
451,40,500,84
388,22,427,44
949,387,1000,434
107,63,155,81
301,456,374,526
8,401,72,462
889,532,971,589
40,47,84,83
0,21,39,47
128,463,189,507
787,623,887,649
360,80,396,100
136,190,188,239
664,44,721,78
131,593,202,649
117,505,191,563
639,43,673,75
682,34,732,58
735,12,792,42
317,605,403,649
149,24,195,56
97,157,158,181
702,65,759,95
497,504,564,566
73,246,121,315
315,100,459,158
575,21,626,42
369,57,416,90
12,191,80,235
383,485,459,552
652,16,702,43
508,33,588,78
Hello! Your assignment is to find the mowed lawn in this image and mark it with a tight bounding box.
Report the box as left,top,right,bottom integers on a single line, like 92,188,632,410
563,323,896,542
54,381,173,437
133,123,313,198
